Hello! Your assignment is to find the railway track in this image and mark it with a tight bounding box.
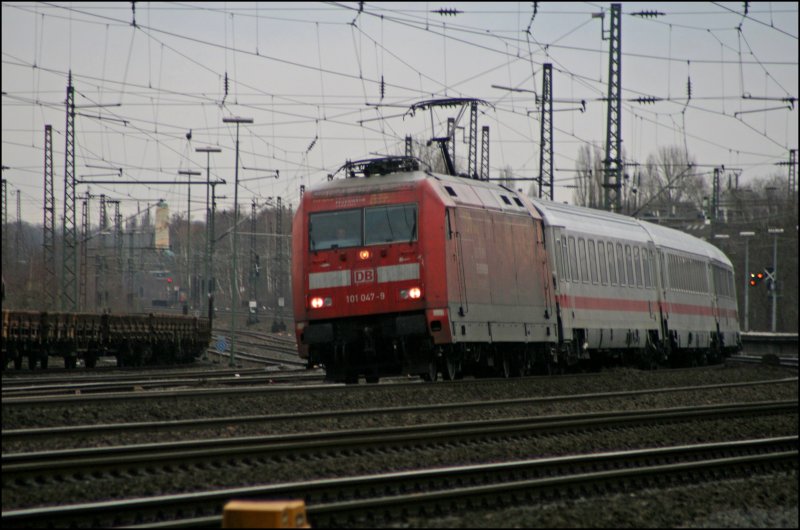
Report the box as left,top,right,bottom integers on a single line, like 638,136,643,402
3,436,796,528
728,354,798,368
3,378,796,447
1,368,323,398
3,400,796,489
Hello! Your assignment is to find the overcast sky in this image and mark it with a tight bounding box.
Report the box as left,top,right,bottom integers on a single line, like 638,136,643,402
2,2,797,226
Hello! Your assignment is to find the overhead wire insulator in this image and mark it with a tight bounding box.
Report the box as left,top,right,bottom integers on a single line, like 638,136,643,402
632,96,661,105
224,72,229,96
686,77,692,101
631,10,665,18
380,75,385,100
433,8,463,16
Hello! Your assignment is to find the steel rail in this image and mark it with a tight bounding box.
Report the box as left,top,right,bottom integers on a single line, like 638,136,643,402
3,437,796,528
3,401,796,483
3,379,797,443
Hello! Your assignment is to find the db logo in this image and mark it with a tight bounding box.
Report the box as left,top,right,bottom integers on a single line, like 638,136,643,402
354,269,375,284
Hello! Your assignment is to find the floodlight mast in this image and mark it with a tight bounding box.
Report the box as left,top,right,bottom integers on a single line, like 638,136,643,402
222,116,253,367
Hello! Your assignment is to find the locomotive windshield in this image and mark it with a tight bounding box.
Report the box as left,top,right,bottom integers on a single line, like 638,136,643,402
309,203,417,250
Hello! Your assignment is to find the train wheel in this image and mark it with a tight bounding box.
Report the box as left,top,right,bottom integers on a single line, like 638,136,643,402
500,353,512,378
421,358,438,382
28,355,37,370
443,354,460,381
40,356,49,369
14,355,23,370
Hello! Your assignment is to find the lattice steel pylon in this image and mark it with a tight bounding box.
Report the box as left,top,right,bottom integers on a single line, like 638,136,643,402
467,101,478,178
249,199,258,302
43,125,56,309
480,126,490,181
603,4,622,212
1,179,7,275
79,192,89,311
447,117,456,171
61,71,78,310
538,63,554,200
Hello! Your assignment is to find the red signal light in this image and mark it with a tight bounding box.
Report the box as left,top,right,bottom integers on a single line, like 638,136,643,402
167,277,173,283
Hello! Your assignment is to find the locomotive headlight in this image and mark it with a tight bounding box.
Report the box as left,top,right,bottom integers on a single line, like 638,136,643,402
358,249,371,260
400,287,422,300
310,296,325,309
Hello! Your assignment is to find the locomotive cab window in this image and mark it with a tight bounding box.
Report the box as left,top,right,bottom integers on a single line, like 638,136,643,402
309,208,362,250
365,203,417,245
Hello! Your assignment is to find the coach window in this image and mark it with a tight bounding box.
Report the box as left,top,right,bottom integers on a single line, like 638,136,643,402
561,236,570,281
616,243,626,286
642,248,652,288
309,208,362,250
568,236,579,282
555,238,564,280
597,241,608,285
365,203,417,245
588,240,598,284
578,238,589,283
633,247,643,287
607,241,617,285
624,245,634,287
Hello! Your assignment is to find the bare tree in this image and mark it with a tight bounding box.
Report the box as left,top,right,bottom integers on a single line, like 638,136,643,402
637,146,706,219
572,144,605,208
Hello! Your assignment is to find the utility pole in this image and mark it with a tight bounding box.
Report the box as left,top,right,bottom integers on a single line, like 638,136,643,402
178,169,201,310
601,4,622,212
248,198,259,325
222,116,253,367
739,231,755,332
196,147,222,315
768,228,783,332
538,63,554,200
273,196,286,332
15,190,22,260
43,125,56,310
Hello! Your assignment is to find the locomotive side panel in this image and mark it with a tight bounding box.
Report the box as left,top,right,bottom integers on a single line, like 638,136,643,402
447,205,553,344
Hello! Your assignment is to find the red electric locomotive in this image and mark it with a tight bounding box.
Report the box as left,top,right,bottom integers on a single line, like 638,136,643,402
292,156,740,383
292,157,555,383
